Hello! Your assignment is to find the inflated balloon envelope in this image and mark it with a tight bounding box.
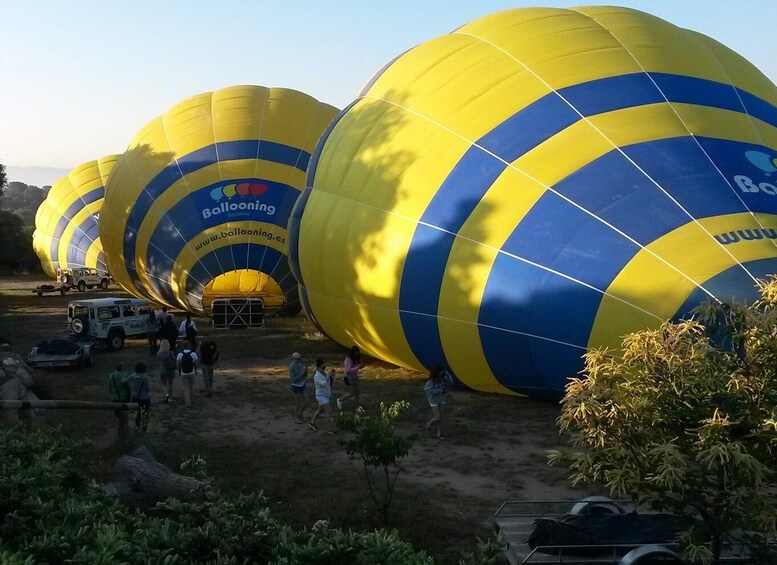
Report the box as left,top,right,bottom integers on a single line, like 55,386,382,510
289,6,777,399
33,155,118,278
100,85,338,316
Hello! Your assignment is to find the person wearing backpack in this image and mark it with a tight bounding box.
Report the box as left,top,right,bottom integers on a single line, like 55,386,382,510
199,336,219,397
129,361,152,433
107,362,131,439
176,340,198,409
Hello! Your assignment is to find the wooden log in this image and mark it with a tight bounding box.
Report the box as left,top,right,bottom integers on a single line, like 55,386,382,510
0,400,138,410
105,446,210,507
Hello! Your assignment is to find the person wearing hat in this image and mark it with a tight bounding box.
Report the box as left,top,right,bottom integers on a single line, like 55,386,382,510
288,352,309,424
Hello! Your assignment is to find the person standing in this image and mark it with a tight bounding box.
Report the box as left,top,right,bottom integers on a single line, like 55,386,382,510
146,310,159,355
176,341,198,409
107,362,131,439
179,314,198,351
129,361,152,433
199,336,219,397
309,359,337,434
163,315,178,351
158,341,177,403
424,364,452,440
288,352,308,424
337,346,364,410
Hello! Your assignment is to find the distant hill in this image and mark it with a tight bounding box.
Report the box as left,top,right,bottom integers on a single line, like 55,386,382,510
6,165,70,187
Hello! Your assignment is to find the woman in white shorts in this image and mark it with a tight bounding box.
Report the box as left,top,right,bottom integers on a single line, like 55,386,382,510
424,364,452,440
309,359,337,434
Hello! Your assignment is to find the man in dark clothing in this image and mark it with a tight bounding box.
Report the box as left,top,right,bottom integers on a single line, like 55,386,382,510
199,337,219,397
179,313,198,351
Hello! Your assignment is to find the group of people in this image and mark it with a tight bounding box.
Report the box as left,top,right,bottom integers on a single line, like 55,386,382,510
147,308,200,356
108,308,220,435
288,346,454,439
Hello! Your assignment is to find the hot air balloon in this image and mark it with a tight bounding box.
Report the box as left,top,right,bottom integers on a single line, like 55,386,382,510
33,155,118,279
289,6,777,399
100,85,339,317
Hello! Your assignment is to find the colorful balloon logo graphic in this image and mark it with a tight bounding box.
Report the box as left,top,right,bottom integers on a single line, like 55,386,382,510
210,182,269,201
745,150,777,174
290,6,777,399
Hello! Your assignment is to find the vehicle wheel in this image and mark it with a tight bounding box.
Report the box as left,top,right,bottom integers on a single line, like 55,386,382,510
37,292,43,297
107,331,125,351
77,281,86,292
569,496,626,516
619,545,682,564
71,316,89,336
100,279,109,289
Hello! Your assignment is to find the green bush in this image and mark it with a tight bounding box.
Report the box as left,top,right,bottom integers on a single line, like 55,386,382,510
0,425,501,564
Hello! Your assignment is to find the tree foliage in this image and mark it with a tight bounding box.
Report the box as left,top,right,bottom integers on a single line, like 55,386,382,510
0,181,48,212
0,425,501,564
337,401,417,524
550,278,777,563
0,162,6,194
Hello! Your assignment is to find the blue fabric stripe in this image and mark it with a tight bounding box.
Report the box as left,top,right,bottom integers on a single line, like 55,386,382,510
48,188,104,263
68,220,100,267
397,71,777,397
122,139,311,284
674,257,777,319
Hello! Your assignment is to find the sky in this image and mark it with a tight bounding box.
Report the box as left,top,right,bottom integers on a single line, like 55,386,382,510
2,0,777,185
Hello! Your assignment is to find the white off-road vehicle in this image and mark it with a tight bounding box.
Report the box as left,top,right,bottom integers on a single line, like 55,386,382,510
57,267,111,292
67,297,151,351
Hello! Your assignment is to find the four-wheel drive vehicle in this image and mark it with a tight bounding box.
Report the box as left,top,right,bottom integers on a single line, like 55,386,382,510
68,298,151,351
57,268,111,292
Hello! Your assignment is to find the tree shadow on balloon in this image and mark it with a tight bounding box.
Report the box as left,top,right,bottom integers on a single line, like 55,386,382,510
101,143,176,304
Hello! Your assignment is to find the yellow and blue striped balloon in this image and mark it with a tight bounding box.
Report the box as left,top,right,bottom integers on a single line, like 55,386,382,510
100,85,338,315
289,6,777,399
33,155,118,278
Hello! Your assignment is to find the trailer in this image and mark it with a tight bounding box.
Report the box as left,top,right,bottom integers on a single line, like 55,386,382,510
32,283,69,297
494,498,771,564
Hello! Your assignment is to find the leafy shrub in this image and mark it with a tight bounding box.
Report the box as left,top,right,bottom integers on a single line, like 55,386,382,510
0,425,500,563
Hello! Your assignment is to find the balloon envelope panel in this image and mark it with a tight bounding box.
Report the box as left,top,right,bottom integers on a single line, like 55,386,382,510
33,155,118,278
100,85,338,314
289,6,777,399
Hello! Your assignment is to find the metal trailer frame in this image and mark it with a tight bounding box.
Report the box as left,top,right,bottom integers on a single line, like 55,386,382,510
210,298,265,329
493,499,770,564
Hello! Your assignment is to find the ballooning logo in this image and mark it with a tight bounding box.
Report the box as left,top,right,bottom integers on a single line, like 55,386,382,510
744,150,777,175
209,182,269,201
201,181,276,220
734,150,777,196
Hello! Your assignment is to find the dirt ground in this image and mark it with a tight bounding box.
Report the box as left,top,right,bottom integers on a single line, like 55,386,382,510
0,275,592,562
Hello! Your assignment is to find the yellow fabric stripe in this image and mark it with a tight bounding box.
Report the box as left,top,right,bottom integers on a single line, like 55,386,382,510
590,213,777,351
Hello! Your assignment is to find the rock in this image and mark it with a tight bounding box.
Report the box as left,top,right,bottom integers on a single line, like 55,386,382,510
105,446,210,507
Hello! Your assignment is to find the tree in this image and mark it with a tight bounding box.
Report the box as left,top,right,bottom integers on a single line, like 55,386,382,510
550,278,777,563
0,181,47,211
0,210,32,271
0,162,6,194
338,401,416,524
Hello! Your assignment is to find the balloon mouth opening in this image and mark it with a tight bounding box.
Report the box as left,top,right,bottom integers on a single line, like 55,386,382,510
201,269,288,311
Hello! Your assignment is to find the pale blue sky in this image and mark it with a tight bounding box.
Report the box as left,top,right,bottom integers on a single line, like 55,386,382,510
2,1,776,184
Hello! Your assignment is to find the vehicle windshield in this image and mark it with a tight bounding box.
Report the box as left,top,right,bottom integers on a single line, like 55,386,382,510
69,304,89,319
